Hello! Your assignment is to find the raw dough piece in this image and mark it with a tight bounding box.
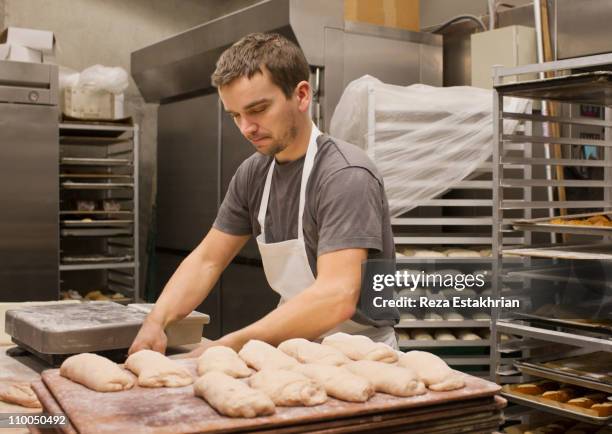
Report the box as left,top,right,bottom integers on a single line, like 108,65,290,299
413,250,446,258
457,330,481,341
472,312,490,321
398,351,465,391
344,360,426,397
434,329,456,341
239,339,299,371
278,338,350,366
0,382,41,408
400,313,417,321
321,332,397,363
60,353,134,392
479,248,492,257
411,330,433,341
194,371,275,418
197,346,251,378
248,369,327,406
293,364,375,402
443,312,463,321
125,349,193,387
423,312,443,321
443,248,480,258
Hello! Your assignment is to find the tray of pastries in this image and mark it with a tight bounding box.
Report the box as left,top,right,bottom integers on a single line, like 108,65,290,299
513,211,612,236
502,380,612,424
515,352,612,393
504,417,612,433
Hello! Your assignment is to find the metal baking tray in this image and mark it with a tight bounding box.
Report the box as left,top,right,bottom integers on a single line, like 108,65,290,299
398,339,490,348
515,359,612,394
511,311,612,335
513,211,612,236
60,227,133,237
61,254,133,264
60,210,133,216
503,243,612,260
502,386,612,425
61,219,133,227
495,71,612,106
60,157,131,166
61,181,134,189
395,320,490,328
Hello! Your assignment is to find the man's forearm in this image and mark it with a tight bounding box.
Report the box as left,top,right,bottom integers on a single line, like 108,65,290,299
147,251,223,327
219,281,357,350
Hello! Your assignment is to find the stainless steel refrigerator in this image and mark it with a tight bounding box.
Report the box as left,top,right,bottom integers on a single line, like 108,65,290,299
0,60,59,302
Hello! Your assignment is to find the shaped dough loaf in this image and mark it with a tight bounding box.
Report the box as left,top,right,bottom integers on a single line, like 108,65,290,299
239,339,299,371
248,369,327,406
278,338,350,366
197,346,251,378
344,360,426,397
60,353,134,392
194,371,275,418
0,382,41,408
293,363,375,402
321,332,397,363
397,351,464,391
125,349,193,387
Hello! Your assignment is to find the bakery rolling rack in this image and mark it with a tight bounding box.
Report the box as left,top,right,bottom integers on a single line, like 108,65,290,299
58,121,140,303
492,53,612,427
364,84,531,379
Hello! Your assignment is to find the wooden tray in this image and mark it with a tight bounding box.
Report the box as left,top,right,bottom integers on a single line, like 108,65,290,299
38,359,501,434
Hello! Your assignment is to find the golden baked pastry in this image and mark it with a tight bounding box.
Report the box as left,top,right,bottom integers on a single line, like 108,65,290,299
567,397,595,408
591,402,612,417
515,383,543,395
542,389,573,402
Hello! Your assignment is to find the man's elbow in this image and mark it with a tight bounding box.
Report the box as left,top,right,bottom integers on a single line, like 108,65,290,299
331,286,359,323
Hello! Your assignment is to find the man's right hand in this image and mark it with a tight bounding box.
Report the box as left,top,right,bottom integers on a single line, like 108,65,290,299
128,318,168,355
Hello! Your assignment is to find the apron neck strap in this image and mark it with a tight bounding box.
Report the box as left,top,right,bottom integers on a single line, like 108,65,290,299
257,123,321,240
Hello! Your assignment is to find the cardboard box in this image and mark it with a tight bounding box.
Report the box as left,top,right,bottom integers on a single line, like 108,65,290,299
345,0,419,32
63,87,125,120
1,26,55,53
471,25,537,89
0,43,42,63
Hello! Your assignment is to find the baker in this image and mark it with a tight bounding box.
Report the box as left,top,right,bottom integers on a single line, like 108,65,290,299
129,32,398,357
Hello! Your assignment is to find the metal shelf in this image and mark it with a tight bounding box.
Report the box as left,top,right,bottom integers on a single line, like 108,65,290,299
395,320,490,328
59,262,136,271
398,339,491,348
497,321,612,352
58,122,140,302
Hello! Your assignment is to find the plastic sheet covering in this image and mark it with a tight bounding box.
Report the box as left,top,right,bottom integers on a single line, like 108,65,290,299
330,75,529,217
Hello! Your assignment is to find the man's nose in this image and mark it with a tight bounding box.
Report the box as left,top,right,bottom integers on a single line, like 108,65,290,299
240,118,258,137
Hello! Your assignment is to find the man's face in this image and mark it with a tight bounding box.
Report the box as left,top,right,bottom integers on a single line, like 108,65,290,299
219,67,301,156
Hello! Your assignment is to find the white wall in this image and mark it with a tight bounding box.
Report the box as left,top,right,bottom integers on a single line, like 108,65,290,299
1,0,259,297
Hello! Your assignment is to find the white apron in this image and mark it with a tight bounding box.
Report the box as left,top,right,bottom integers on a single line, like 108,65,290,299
256,123,397,348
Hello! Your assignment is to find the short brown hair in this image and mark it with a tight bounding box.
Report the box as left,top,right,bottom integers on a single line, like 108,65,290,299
212,32,310,98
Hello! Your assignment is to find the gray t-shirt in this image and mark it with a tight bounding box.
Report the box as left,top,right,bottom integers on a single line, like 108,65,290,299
213,134,398,327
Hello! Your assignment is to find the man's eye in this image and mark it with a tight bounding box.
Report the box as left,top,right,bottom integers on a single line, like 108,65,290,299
231,113,240,120
250,106,266,114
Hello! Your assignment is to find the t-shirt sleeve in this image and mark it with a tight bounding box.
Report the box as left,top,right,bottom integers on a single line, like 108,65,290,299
315,167,383,256
213,160,253,236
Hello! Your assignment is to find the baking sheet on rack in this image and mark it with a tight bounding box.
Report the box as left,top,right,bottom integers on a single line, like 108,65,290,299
62,220,133,227
514,211,612,236
503,244,612,260
502,385,612,425
515,360,612,394
511,311,612,335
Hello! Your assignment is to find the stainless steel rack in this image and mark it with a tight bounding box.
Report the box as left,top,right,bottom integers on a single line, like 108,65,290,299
492,53,612,426
58,121,140,302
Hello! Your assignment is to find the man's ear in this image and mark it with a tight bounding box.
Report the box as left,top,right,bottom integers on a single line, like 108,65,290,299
294,80,311,113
